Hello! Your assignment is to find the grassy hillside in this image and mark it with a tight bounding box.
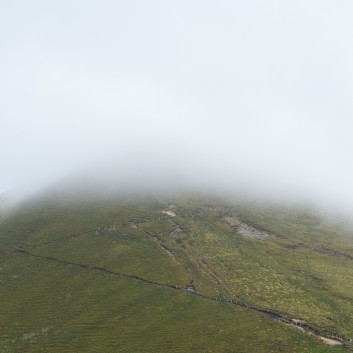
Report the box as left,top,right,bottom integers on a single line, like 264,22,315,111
1,189,352,352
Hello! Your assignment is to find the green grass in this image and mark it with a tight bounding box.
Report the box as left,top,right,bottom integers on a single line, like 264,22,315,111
0,190,351,352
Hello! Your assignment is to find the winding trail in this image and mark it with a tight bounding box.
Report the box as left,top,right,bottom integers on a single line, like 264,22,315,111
14,247,353,350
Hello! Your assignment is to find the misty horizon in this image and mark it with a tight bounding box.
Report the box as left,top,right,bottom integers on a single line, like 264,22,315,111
1,1,353,212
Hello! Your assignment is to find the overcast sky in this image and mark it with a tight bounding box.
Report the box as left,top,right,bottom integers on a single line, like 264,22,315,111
1,1,353,210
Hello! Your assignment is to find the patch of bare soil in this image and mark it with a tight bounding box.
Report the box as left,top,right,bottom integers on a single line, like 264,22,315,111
318,336,342,346
162,210,176,217
236,222,269,240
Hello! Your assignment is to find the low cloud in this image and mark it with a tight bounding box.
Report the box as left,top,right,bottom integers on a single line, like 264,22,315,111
1,0,353,213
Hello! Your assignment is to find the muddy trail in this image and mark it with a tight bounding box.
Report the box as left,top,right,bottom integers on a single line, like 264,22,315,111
13,247,353,350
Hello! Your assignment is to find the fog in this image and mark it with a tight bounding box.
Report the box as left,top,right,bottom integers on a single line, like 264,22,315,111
1,1,353,212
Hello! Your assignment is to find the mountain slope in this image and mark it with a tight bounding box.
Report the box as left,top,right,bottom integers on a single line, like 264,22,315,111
1,190,351,352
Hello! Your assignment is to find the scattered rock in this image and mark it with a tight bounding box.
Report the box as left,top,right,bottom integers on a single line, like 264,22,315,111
162,210,176,217
291,318,305,326
128,221,138,229
183,281,196,293
170,225,182,235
